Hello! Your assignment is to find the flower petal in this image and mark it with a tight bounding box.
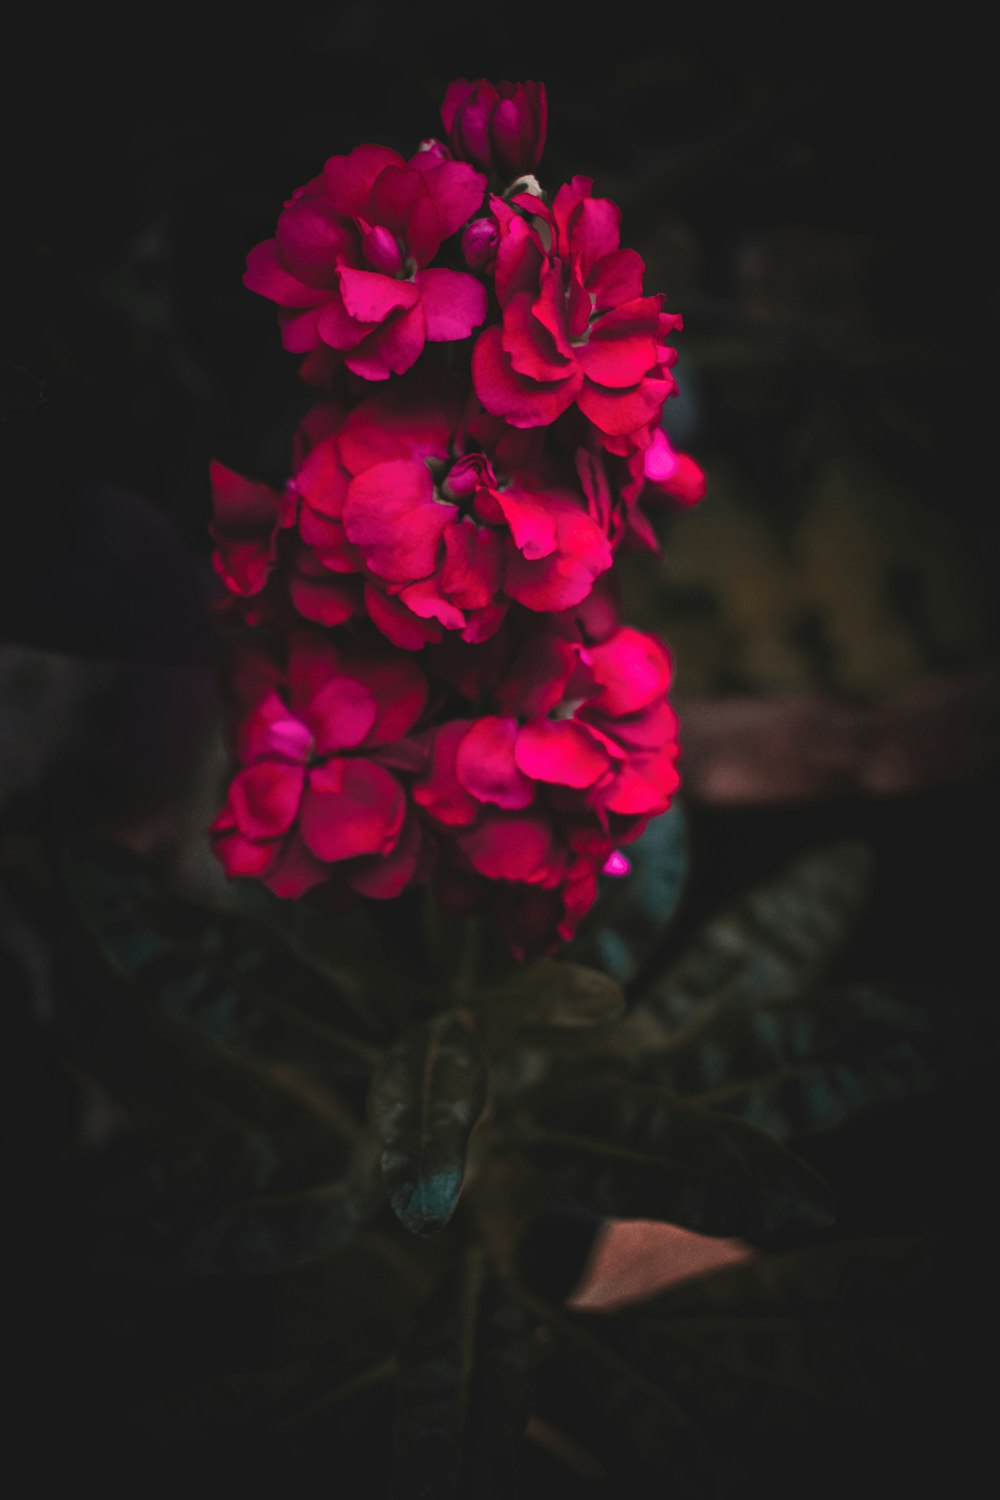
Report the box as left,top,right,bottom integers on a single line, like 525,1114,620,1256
229,762,305,840
439,518,503,610
237,690,312,765
586,248,646,312
398,577,467,631
504,510,612,611
456,717,535,808
515,720,610,788
294,434,348,518
338,266,420,324
599,751,680,815
347,812,424,899
503,289,574,381
343,458,451,582
300,758,405,862
530,263,574,359
567,194,622,275
412,721,480,826
276,194,354,286
288,561,361,627
364,586,443,649
322,144,405,215
344,302,427,380
458,814,562,884
493,485,557,559
417,159,488,241
244,240,321,308
576,331,658,389
416,268,487,342
263,835,330,898
473,325,579,429
307,676,377,754
577,374,673,437
586,628,674,716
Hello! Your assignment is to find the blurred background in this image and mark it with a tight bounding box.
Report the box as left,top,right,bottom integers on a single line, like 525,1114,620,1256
2,5,993,1487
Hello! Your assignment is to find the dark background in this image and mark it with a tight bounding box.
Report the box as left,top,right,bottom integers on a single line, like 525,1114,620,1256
2,7,994,1490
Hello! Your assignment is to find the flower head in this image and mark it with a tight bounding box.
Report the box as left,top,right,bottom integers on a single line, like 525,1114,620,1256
211,632,429,900
244,145,488,378
411,617,680,952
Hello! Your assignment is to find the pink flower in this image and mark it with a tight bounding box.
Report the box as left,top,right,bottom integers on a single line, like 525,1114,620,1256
472,181,682,440
277,380,614,647
244,145,488,378
440,78,547,181
211,632,429,901
411,620,680,953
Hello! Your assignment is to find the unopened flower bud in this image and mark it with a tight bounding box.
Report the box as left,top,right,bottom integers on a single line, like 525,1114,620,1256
442,79,547,180
462,216,499,274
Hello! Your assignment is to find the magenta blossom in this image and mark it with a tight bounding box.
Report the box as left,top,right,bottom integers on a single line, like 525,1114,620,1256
440,78,547,181
221,378,615,649
410,621,680,952
244,144,488,378
211,633,429,901
472,181,681,441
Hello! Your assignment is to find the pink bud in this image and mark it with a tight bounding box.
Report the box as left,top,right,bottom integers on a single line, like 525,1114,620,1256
462,216,500,273
442,78,547,180
443,454,496,502
362,224,403,277
643,428,679,486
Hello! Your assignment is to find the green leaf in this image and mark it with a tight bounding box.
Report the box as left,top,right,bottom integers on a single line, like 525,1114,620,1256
649,985,935,1138
573,802,689,982
185,1179,359,1277
177,1135,386,1276
519,1076,834,1236
137,1230,441,1442
369,1013,487,1235
481,959,625,1030
393,1249,534,1498
61,837,388,1067
633,841,873,1035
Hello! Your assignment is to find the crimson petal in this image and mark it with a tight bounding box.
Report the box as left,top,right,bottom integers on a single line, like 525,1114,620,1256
456,718,535,809
229,762,305,840
300,759,405,862
416,268,487,342
515,720,610,788
458,814,562,885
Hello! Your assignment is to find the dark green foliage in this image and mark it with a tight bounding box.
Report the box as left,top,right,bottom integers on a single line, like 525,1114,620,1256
647,984,935,1139
28,825,940,1485
481,959,625,1030
635,841,873,1033
528,1235,932,1492
516,1079,834,1236
393,1249,535,1497
370,1013,488,1235
57,836,383,1274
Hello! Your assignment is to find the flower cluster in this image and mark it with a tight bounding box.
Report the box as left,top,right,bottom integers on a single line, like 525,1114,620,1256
211,79,702,953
